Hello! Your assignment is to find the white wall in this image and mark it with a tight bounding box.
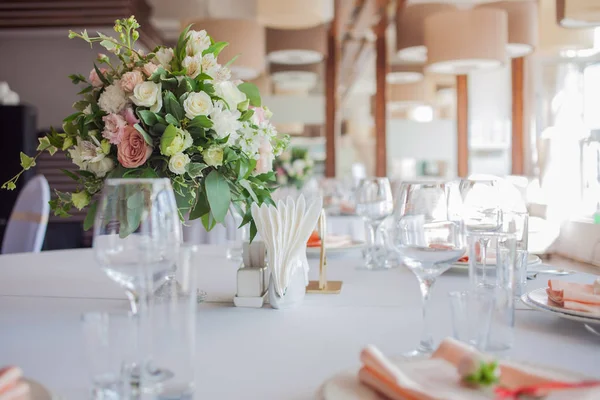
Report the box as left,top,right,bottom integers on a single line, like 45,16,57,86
386,119,457,178
0,29,116,130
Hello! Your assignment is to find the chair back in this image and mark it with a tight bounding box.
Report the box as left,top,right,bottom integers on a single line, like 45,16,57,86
2,175,50,254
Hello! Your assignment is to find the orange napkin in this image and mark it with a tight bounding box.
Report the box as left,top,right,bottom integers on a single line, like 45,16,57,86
546,280,600,315
358,338,600,400
0,367,29,400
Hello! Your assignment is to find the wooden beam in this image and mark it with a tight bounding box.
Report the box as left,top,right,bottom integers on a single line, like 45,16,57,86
456,75,469,178
511,57,525,175
325,0,341,178
374,13,388,177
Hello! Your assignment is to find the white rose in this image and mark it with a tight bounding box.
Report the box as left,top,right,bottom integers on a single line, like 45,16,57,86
98,82,128,114
182,55,202,78
155,47,174,69
203,146,224,167
186,30,211,56
168,153,190,175
88,157,115,178
214,81,247,110
130,81,162,113
184,91,213,119
210,101,242,142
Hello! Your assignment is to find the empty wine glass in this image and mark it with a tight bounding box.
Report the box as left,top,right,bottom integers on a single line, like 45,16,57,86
392,181,466,356
355,178,394,270
459,176,503,285
93,178,181,314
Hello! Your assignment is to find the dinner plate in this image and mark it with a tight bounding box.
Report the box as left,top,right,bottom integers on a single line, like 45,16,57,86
521,288,600,324
450,254,542,271
307,242,365,258
316,357,587,400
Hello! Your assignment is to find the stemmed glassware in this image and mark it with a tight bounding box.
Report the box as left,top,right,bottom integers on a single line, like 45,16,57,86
355,178,395,270
392,181,466,356
459,177,503,287
93,178,182,314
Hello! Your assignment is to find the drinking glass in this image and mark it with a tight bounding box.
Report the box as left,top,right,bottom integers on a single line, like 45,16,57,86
448,291,495,351
459,177,503,286
93,178,182,314
143,244,199,399
392,181,466,356
225,206,249,263
81,311,137,399
355,178,394,269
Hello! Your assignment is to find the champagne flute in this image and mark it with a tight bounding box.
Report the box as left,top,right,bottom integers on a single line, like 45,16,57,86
93,178,181,314
392,181,466,356
355,178,394,270
459,177,503,286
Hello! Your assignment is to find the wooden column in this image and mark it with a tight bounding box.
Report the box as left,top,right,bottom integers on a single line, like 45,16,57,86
456,75,469,178
511,57,525,175
374,12,388,177
324,1,340,178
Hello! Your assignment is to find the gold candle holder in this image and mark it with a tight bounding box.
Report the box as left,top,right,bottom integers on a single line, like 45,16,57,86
306,209,343,294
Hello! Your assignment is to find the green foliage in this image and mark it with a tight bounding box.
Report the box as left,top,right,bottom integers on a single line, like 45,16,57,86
237,82,261,107
205,170,230,223
463,361,500,387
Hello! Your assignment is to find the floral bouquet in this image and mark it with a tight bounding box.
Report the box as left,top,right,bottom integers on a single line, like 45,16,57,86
2,16,288,239
274,147,314,190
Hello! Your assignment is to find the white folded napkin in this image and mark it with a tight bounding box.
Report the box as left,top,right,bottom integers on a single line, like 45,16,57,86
251,195,322,297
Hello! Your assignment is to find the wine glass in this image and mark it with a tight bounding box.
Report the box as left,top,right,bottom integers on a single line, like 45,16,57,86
355,178,394,270
93,178,181,314
459,176,503,286
392,181,466,356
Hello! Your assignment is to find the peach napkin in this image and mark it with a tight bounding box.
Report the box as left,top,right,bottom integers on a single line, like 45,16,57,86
358,338,600,400
547,280,600,315
0,367,29,400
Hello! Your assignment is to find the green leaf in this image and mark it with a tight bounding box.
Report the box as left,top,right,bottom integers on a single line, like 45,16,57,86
175,25,193,66
249,220,257,242
63,111,82,123
190,186,210,220
186,162,207,178
239,109,254,122
137,110,158,126
68,74,87,84
183,77,198,92
83,201,97,230
237,82,261,107
202,41,228,57
223,147,239,163
236,157,250,181
134,124,153,146
149,66,167,83
224,54,239,68
37,137,52,151
165,113,180,127
99,40,116,52
62,136,74,150
205,170,230,223
201,212,217,231
19,152,36,170
151,123,167,136
188,115,213,129
164,91,184,121
187,126,205,141
194,73,213,82
77,86,94,95
5,181,16,190
160,124,178,155
61,169,80,182
240,180,258,203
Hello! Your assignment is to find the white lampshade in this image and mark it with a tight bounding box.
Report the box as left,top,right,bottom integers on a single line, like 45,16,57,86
267,25,327,65
396,3,456,63
424,9,508,74
270,63,320,92
538,0,595,54
478,1,538,58
258,0,333,29
183,19,265,80
387,64,424,84
557,0,600,28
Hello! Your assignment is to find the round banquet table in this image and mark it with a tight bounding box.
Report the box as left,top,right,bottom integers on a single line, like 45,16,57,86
0,247,599,399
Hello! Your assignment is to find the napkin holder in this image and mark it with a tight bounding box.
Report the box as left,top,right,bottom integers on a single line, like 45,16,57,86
234,241,268,308
306,210,343,294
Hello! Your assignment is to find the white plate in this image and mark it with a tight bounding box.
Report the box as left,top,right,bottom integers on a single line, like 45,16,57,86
307,242,365,257
521,288,600,324
316,357,586,400
451,254,542,271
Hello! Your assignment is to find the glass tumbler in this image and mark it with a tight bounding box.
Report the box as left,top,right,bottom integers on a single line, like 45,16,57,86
142,244,199,399
448,291,496,351
81,311,137,400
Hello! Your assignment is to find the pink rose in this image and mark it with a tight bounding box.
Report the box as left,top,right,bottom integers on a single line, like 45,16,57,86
251,106,266,125
117,126,152,168
142,62,159,77
120,70,144,92
101,113,127,144
89,68,108,88
121,107,139,126
255,139,274,174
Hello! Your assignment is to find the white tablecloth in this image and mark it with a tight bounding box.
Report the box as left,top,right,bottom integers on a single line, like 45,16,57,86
0,248,599,399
